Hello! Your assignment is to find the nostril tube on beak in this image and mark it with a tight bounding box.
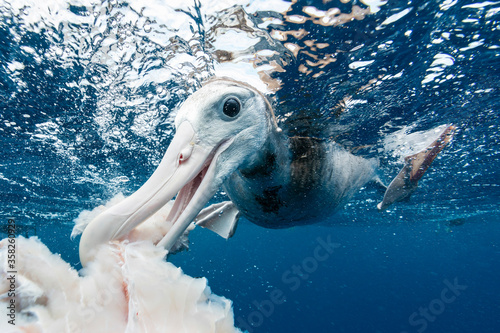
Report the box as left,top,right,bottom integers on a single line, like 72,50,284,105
178,144,194,165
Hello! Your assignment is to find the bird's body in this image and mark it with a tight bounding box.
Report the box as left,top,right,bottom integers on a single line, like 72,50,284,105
224,135,377,228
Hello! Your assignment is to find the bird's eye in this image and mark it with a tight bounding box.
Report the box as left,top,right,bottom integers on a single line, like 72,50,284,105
223,98,241,118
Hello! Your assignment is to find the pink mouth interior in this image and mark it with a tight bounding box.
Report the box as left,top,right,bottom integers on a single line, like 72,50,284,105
165,158,212,225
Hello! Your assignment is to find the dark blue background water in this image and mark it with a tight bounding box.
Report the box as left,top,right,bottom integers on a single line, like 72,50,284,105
1,0,499,332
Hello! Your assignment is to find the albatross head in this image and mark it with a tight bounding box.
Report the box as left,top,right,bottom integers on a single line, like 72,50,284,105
79,78,277,265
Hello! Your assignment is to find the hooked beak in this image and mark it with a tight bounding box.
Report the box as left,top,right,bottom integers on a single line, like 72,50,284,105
79,121,230,266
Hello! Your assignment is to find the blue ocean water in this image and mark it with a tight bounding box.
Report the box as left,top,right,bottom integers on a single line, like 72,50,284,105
1,0,499,332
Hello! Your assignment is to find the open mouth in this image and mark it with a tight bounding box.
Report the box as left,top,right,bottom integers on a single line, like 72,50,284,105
79,121,232,265
166,157,212,225
156,138,233,251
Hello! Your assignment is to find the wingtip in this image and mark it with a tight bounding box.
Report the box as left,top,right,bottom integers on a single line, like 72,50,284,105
377,124,455,210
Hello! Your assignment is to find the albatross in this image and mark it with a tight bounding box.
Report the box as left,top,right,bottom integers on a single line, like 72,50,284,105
79,78,455,265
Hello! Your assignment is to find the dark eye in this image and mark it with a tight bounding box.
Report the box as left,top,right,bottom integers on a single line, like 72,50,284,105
223,98,240,117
